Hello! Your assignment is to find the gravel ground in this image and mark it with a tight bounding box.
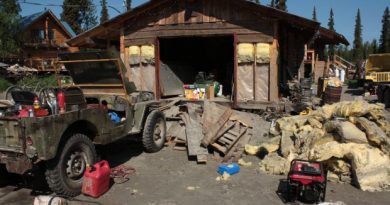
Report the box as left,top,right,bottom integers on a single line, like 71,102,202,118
1,88,389,205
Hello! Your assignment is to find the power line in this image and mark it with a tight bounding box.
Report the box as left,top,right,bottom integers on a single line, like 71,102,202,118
18,0,122,13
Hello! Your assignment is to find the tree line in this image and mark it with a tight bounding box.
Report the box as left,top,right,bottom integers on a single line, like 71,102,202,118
316,6,390,63
1,0,388,62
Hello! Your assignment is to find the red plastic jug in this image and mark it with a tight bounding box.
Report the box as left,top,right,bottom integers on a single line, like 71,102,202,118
82,160,111,198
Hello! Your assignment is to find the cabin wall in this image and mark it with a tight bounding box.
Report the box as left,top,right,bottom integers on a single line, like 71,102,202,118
121,0,280,102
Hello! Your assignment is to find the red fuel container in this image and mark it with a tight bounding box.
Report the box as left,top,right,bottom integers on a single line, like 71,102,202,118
82,160,111,198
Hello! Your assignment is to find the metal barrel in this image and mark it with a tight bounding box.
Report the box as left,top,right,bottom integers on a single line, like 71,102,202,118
323,86,342,104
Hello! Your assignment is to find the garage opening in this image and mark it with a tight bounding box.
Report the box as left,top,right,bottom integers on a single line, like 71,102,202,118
159,36,234,99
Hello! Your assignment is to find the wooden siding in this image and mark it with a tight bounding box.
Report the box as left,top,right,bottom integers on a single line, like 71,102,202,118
123,0,274,46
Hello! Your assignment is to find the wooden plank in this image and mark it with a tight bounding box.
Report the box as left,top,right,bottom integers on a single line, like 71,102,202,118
211,142,227,153
269,20,279,101
184,105,209,160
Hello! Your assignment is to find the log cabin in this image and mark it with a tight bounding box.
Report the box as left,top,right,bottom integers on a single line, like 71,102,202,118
20,9,78,71
67,0,348,107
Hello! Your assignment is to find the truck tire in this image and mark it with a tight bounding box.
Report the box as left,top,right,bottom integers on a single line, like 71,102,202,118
45,134,97,197
377,85,386,103
142,110,167,153
384,88,390,108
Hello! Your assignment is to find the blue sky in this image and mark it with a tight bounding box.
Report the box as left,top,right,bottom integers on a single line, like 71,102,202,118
20,0,390,46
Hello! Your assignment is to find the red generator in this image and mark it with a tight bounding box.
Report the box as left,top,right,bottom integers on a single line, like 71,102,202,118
287,160,327,203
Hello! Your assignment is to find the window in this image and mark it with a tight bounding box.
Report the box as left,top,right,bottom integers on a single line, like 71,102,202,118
48,29,55,40
31,29,45,42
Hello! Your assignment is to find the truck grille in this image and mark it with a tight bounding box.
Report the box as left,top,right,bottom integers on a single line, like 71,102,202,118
377,73,390,82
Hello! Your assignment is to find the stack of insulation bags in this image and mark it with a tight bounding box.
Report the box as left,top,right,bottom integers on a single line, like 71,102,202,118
246,100,390,192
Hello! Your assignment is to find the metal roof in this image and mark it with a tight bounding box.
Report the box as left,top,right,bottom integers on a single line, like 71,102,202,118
21,10,77,38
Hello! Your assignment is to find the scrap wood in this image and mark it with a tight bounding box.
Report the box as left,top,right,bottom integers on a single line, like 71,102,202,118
201,107,233,147
183,104,208,163
223,128,251,163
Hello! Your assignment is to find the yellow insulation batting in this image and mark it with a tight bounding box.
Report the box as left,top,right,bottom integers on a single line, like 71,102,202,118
129,46,140,56
141,45,155,58
256,43,270,63
128,46,140,65
237,43,254,63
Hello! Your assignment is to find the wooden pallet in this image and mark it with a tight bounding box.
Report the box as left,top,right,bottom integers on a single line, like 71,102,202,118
211,122,248,155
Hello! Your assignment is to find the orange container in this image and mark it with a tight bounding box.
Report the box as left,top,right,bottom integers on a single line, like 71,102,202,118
82,160,111,198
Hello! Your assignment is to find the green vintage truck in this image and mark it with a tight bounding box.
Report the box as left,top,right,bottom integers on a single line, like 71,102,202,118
0,51,167,196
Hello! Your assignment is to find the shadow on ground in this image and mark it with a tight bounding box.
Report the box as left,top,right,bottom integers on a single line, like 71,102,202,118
344,88,365,96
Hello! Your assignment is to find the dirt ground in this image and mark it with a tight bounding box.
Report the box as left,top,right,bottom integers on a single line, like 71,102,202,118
1,86,390,205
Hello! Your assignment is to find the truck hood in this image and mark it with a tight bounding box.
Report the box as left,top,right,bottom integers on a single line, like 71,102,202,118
59,52,130,96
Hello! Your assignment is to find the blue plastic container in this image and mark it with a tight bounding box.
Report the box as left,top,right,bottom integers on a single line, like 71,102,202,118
109,112,121,123
217,163,240,175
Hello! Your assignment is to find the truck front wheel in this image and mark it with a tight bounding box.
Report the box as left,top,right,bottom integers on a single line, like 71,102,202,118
45,134,97,197
142,110,167,153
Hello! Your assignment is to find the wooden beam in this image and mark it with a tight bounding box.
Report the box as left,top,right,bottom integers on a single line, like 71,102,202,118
269,20,279,102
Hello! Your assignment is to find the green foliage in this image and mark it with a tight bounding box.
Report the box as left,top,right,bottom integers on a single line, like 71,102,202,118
353,9,363,61
275,0,287,11
126,0,132,11
16,75,58,91
100,0,109,23
328,9,336,58
379,7,390,53
0,0,21,57
269,0,275,8
0,78,12,92
61,0,97,34
312,7,317,21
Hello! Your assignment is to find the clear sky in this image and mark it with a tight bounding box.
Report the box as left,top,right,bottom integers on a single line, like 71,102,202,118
20,0,390,46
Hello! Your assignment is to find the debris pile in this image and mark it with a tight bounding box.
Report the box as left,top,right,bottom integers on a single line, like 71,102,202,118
164,101,261,164
246,100,390,192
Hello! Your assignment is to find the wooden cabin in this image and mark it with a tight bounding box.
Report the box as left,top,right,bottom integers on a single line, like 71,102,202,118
20,10,78,71
67,0,347,107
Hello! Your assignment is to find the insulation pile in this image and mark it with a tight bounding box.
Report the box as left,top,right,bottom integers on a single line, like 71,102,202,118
246,100,390,192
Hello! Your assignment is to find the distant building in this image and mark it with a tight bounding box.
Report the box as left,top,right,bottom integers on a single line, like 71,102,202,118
19,9,78,70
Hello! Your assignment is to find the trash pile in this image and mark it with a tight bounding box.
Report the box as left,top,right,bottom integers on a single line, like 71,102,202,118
164,101,262,164
246,100,390,192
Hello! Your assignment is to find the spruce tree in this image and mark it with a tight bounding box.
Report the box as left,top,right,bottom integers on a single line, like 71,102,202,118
353,9,363,61
379,7,390,53
328,9,336,59
0,0,21,57
61,0,97,34
100,0,109,23
126,0,132,11
372,39,378,54
275,0,287,11
312,6,317,21
269,0,275,8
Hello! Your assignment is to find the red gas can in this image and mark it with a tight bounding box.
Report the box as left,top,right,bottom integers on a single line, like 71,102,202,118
82,160,111,198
